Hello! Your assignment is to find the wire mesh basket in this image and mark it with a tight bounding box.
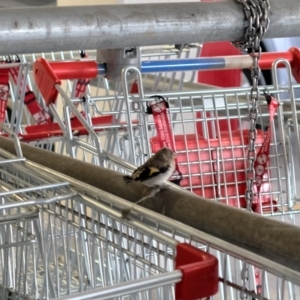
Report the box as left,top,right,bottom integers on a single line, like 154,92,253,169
0,146,299,300
0,145,219,300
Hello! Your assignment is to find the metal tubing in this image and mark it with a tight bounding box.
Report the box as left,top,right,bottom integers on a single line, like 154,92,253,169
0,123,23,157
140,52,294,73
141,57,242,73
0,182,69,197
58,270,182,300
0,193,76,210
0,0,299,54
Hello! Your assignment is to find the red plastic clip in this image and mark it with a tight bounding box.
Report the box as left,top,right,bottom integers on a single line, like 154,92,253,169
289,47,300,83
175,243,218,300
33,58,61,106
0,68,9,123
131,80,139,94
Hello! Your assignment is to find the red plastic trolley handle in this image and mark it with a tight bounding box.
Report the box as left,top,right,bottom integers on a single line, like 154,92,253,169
49,60,98,80
175,243,218,300
33,58,99,106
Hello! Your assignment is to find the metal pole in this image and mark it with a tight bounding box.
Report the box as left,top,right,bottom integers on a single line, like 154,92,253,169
0,0,299,55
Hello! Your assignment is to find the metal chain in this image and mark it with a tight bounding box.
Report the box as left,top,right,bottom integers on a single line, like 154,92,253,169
233,0,270,211
233,2,270,299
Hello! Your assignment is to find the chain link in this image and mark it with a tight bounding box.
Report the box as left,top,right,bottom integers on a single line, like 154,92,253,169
233,2,270,298
233,0,270,211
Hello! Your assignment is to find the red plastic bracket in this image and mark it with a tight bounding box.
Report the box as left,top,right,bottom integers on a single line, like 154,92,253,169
175,243,218,300
289,47,300,83
33,58,61,106
0,68,10,123
259,51,293,70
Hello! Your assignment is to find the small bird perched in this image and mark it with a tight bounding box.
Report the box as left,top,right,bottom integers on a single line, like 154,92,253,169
122,147,176,219
124,147,176,187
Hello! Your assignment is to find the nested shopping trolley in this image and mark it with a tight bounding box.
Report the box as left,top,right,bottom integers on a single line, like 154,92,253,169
0,46,199,157
1,138,300,300
0,130,220,300
11,47,298,219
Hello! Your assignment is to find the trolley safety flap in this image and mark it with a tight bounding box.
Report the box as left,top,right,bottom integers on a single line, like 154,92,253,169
175,243,218,300
34,57,61,106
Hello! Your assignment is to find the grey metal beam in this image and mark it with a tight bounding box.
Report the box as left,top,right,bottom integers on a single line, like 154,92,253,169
0,0,299,55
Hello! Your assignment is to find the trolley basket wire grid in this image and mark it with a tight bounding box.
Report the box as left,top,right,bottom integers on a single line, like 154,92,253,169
77,58,300,219
138,59,299,214
1,49,300,219
1,147,300,300
0,45,241,163
0,45,202,161
3,48,300,219
0,146,219,300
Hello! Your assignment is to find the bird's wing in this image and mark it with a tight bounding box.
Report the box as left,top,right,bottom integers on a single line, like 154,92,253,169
132,165,170,182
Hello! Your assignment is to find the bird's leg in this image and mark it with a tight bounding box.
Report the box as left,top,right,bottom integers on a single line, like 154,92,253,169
121,185,161,219
157,182,171,190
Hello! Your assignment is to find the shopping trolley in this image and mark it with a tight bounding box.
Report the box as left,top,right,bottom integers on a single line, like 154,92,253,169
1,140,300,300
0,128,220,300
17,47,298,218
0,46,198,163
26,46,300,300
1,47,300,213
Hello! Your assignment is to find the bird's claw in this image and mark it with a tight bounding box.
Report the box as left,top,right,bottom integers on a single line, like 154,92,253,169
121,208,131,219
